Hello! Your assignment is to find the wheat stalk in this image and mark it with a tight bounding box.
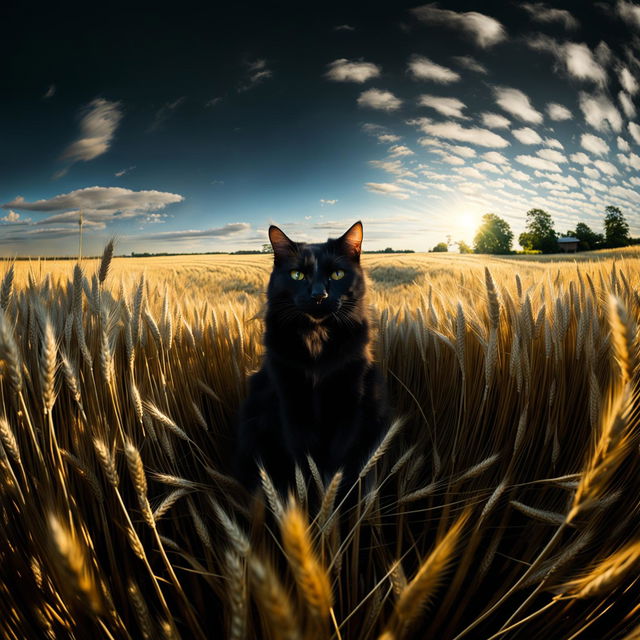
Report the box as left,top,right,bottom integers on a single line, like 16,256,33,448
281,499,333,620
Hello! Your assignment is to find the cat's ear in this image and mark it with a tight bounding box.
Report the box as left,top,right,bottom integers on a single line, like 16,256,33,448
269,225,296,261
338,221,363,260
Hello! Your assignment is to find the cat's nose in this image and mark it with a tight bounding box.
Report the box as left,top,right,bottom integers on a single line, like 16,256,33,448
311,287,328,304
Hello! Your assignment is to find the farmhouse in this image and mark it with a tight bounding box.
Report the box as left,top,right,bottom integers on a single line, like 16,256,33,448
558,237,579,253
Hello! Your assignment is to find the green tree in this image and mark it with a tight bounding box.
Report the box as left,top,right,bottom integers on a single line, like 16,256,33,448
604,206,630,248
519,208,558,253
473,213,513,254
432,242,448,252
566,222,604,251
457,240,473,254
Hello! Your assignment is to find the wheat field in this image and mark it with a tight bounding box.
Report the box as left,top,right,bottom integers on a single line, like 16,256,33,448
0,246,639,639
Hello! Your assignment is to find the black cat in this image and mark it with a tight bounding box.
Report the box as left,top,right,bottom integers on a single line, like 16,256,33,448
235,221,390,492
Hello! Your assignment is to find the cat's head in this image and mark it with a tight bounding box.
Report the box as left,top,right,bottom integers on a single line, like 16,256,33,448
266,221,365,320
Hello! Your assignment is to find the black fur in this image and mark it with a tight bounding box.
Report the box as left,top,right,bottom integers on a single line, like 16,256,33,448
235,221,390,492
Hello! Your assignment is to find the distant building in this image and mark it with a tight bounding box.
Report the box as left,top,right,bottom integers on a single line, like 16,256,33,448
558,237,579,253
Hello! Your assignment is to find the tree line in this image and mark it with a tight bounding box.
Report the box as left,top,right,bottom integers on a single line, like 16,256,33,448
431,205,635,254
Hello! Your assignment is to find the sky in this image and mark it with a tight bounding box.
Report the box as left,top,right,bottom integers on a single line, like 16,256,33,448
1,1,639,256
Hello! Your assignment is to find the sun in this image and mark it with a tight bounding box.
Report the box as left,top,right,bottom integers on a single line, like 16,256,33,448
453,210,482,238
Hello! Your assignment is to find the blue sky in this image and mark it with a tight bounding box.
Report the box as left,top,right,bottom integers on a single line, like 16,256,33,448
1,1,639,256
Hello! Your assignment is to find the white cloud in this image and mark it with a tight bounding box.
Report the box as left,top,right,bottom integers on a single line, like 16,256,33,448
325,59,381,83
569,152,592,165
520,3,579,29
408,55,461,83
544,138,564,149
139,223,250,241
546,102,572,121
0,210,20,223
4,187,184,225
494,87,543,123
580,133,610,155
617,1,640,29
388,145,414,157
319,199,338,205
611,185,640,204
535,171,580,187
538,181,569,191
60,98,122,167
475,161,503,174
451,55,488,74
238,59,272,91
630,176,640,186
418,95,467,118
537,148,567,163
448,145,477,158
482,151,509,164
581,177,608,192
529,37,608,86
115,165,135,177
579,92,623,132
411,5,507,47
440,155,466,165
619,92,637,119
369,159,408,175
618,152,640,170
378,133,401,143
617,136,631,152
584,166,601,179
513,127,543,144
515,155,562,172
563,43,609,85
365,182,410,199
619,66,639,95
413,120,510,147
481,112,511,128
510,169,531,181
628,122,640,144
455,166,484,179
357,89,402,111
594,159,619,176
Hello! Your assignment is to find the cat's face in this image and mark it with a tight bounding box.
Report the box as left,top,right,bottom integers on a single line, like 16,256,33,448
267,221,365,320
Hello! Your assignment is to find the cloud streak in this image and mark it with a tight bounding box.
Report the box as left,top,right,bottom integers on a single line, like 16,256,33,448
4,187,184,225
138,223,250,241
59,99,123,169
411,4,507,48
357,89,402,111
520,3,579,29
408,55,460,83
325,59,381,83
494,87,543,123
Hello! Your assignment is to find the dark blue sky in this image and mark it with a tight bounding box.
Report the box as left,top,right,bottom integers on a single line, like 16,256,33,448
1,1,638,255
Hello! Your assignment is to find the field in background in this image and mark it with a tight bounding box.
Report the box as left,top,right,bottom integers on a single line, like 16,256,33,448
1,247,639,639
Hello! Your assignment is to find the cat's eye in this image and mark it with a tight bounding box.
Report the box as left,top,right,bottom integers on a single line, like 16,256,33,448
330,270,345,280
290,270,305,281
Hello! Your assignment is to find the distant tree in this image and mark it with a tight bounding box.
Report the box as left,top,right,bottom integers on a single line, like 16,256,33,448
432,242,448,252
604,206,630,248
261,243,273,253
519,208,558,253
565,222,604,251
383,247,394,253
457,240,473,254
473,213,513,254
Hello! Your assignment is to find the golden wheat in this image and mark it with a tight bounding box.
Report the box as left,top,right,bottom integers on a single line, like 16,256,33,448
0,246,638,639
